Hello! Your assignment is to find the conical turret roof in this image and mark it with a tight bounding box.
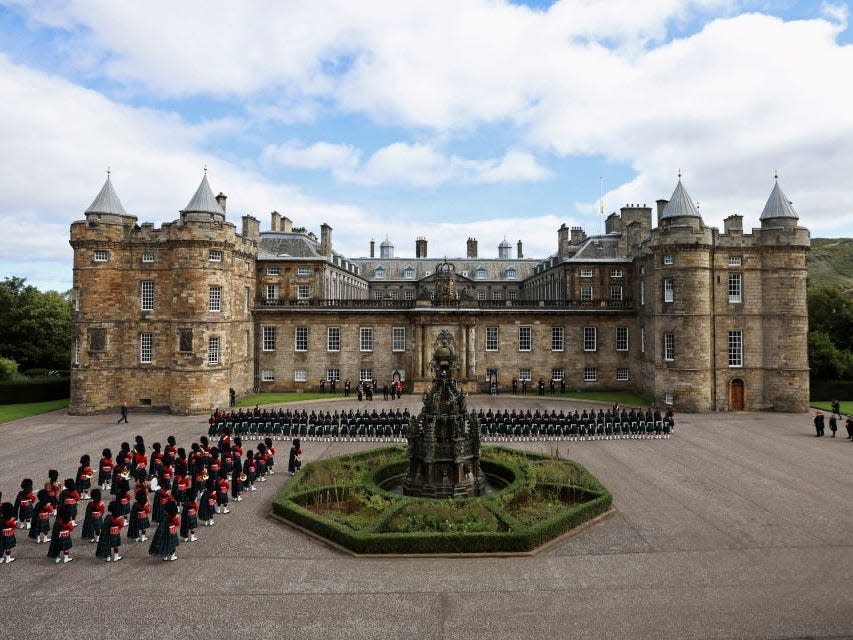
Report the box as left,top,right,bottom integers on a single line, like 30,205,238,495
661,178,701,220
85,173,127,216
760,180,798,221
181,172,224,215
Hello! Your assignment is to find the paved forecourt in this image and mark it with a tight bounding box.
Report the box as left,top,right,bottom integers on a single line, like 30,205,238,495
0,396,852,640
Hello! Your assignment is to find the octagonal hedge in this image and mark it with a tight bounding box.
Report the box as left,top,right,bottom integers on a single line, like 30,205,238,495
271,446,612,555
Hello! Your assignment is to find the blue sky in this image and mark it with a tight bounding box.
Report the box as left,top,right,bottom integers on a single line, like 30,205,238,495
0,0,852,291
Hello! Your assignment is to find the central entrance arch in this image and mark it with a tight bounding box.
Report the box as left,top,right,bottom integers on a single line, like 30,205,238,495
729,378,745,410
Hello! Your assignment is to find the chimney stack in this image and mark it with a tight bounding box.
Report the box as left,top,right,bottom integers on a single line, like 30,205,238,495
557,224,570,258
723,214,743,235
320,223,332,257
655,199,668,225
415,236,428,258
215,192,227,213
370,239,375,258
270,211,281,232
467,237,478,258
516,240,523,259
241,215,259,241
281,216,293,232
570,226,586,245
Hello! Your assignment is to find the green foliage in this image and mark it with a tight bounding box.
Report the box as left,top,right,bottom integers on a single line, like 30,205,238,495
0,377,70,404
807,286,853,383
384,500,500,534
808,238,853,294
811,400,853,414
235,392,341,407
0,398,69,423
0,357,18,380
0,277,72,370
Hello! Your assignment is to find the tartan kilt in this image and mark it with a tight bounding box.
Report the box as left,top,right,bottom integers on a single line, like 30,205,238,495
1,529,16,551
80,510,103,539
17,504,34,522
180,510,198,537
148,520,179,556
95,526,122,557
33,515,51,535
256,461,268,475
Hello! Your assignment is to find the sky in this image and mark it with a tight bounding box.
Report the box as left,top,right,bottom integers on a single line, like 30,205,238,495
1,0,852,292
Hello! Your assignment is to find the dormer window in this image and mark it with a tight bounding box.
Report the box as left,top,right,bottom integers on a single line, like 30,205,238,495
504,268,517,280
373,266,386,280
475,267,487,279
403,266,415,279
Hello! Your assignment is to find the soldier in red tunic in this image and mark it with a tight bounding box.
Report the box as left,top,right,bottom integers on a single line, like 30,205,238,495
1,502,16,564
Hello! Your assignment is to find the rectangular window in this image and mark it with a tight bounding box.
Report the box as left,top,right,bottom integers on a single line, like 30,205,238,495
327,327,340,352
728,273,742,303
492,290,503,301
244,330,249,357
640,280,645,306
360,327,373,352
209,286,221,312
519,368,531,382
664,332,675,361
728,256,742,267
392,327,406,352
297,267,310,276
580,268,593,277
261,370,275,382
297,285,310,300
359,368,373,382
551,368,564,381
179,329,193,352
477,291,487,301
209,250,222,262
665,392,674,405
294,369,307,382
373,290,383,300
583,327,597,352
389,290,398,300
518,326,532,352
616,367,630,381
404,290,414,300
581,285,593,301
294,326,308,352
610,268,623,278
551,326,564,351
610,285,623,301
244,286,250,312
664,278,674,303
142,251,154,263
663,255,674,265
88,328,106,351
326,368,340,382
262,326,276,352
74,337,80,365
583,367,597,382
641,326,646,354
507,290,518,300
486,327,499,352
140,280,154,311
265,284,278,301
140,332,153,364
611,328,626,353
73,288,80,312
208,337,220,365
266,266,280,275
728,330,743,367
93,250,109,262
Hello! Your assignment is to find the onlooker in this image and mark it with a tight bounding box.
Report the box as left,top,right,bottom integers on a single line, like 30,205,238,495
117,402,129,424
813,411,825,437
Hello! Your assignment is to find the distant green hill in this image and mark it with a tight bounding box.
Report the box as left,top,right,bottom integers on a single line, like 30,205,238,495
808,238,853,293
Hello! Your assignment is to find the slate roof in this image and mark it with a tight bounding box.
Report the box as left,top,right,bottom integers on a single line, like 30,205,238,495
760,181,799,220
181,173,224,215
661,179,701,220
350,257,538,281
85,174,127,216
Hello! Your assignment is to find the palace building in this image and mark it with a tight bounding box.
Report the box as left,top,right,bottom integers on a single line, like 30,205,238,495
69,171,810,414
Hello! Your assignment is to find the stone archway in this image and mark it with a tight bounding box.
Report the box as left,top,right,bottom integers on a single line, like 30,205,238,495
729,378,745,411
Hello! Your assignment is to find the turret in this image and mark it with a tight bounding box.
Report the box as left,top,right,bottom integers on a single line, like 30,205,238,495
498,238,511,259
180,171,225,224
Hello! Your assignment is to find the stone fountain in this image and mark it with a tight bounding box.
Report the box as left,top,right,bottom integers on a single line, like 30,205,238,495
403,330,482,498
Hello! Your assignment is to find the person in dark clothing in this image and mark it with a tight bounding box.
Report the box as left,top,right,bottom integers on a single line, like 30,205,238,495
382,384,389,400
117,402,129,424
813,411,825,437
511,378,518,394
828,414,838,437
845,415,853,440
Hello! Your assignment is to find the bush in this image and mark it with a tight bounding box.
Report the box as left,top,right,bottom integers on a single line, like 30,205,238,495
810,379,853,401
0,377,70,404
0,357,18,380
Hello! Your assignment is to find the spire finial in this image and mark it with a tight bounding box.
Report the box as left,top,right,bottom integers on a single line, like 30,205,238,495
677,168,682,180
774,169,778,182
203,164,207,174
107,165,111,177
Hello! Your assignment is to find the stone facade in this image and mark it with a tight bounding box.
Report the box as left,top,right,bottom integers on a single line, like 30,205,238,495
69,174,810,414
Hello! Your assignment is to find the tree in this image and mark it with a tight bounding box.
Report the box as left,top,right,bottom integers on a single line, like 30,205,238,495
0,277,72,371
0,356,18,380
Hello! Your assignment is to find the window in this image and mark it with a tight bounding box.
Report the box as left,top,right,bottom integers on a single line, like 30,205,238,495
140,280,154,311
327,327,340,352
266,266,280,275
504,268,517,280
486,327,499,351
244,330,250,356
297,285,310,300
88,328,106,351
392,327,406,352
261,370,275,382
583,327,597,352
663,255,674,265
580,268,593,277
583,367,597,382
142,251,154,263
389,290,398,300
616,367,630,381
73,337,80,365
519,368,531,382
140,332,153,363
641,326,646,354
208,337,220,365
551,326,564,351
373,290,383,300
728,256,742,267
93,250,109,262
477,291,487,301
73,288,80,312
616,327,629,351
294,326,308,352
551,368,564,381
326,368,340,382
404,290,414,300
359,368,373,382
664,332,675,361
581,285,593,301
265,285,278,301
403,267,415,279
508,291,518,300
475,268,487,279
664,392,674,405
209,250,222,262
728,273,742,304
179,329,193,352
610,285,623,301
492,290,503,301
262,326,276,352
373,267,386,280
297,267,310,277
610,268,623,278
728,330,743,367
640,280,645,305
518,326,531,352
209,286,221,312
360,327,373,352
294,369,307,382
244,287,250,312
663,278,674,303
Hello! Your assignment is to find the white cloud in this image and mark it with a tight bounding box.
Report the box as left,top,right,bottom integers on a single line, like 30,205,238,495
261,140,362,177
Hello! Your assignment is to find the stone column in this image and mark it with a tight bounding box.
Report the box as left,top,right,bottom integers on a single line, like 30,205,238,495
460,324,468,378
421,325,428,377
467,325,476,378
414,322,422,380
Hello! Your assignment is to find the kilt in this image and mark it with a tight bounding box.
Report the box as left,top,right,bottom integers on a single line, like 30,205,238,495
1,527,16,551
180,508,198,538
95,525,122,557
81,509,103,539
148,520,179,556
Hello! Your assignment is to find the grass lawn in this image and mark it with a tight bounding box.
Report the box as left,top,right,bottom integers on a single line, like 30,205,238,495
235,392,341,407
0,398,69,424
811,401,853,415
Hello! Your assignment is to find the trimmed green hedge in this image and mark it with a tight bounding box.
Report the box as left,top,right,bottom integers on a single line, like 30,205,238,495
0,377,70,404
810,379,853,401
272,446,612,554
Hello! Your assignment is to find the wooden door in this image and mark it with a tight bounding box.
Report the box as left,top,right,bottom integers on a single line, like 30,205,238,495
730,379,745,410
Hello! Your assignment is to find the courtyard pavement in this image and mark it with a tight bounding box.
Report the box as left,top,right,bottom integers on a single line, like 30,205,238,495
0,395,852,640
